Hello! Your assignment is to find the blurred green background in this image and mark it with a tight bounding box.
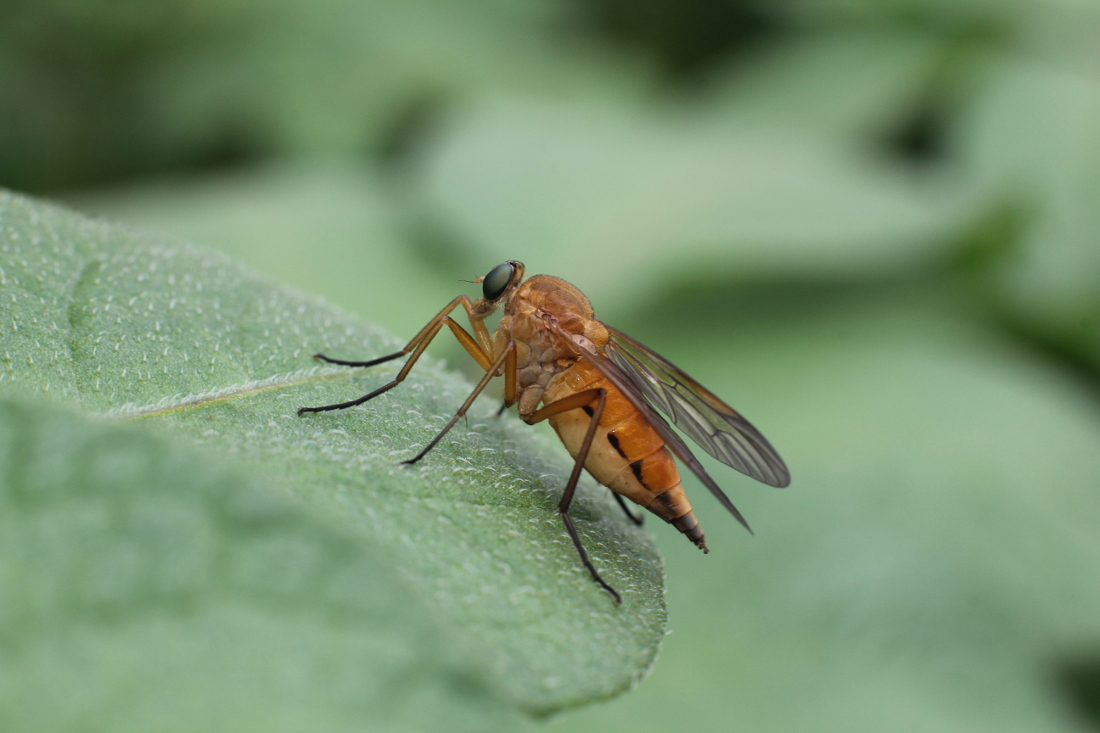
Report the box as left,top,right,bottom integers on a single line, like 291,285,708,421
4,0,1100,730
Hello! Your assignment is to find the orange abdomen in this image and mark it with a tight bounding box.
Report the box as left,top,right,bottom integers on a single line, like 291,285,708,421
544,361,708,551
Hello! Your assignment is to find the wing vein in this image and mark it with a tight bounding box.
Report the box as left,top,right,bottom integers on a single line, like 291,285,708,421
603,326,789,488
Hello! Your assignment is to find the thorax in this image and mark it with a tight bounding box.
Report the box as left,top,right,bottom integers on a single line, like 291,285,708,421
492,275,609,416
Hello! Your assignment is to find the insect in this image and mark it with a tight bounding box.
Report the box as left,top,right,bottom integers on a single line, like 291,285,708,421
298,261,789,603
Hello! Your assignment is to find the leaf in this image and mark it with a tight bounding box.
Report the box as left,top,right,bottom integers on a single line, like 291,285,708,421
0,190,667,723
0,0,650,191
954,58,1100,364
699,27,948,138
411,95,979,314
0,395,521,733
783,0,1059,27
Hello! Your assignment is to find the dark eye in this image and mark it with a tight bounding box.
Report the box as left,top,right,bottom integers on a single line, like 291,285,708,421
482,262,514,301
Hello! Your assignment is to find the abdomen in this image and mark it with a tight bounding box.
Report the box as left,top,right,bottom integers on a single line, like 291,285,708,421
544,362,708,552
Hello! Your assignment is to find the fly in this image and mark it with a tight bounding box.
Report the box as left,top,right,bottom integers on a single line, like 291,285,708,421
298,261,790,603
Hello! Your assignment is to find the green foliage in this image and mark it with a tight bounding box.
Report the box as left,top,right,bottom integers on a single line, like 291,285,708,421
0,191,666,730
0,0,646,192
0,396,520,733
4,0,1100,730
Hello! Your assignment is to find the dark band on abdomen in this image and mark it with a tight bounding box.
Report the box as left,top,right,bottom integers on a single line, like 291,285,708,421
606,431,628,460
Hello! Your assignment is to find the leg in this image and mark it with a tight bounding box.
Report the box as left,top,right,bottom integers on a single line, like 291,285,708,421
299,296,492,415
401,342,516,465
313,295,490,367
612,492,645,526
492,342,518,417
526,388,620,604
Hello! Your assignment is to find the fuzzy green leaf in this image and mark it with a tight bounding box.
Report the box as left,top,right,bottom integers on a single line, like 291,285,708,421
0,395,521,733
0,190,667,726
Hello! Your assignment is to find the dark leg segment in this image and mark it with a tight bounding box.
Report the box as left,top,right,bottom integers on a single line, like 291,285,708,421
298,317,450,415
559,511,620,604
401,343,515,466
528,388,620,604
312,351,405,368
298,297,492,416
612,492,645,526
298,375,405,414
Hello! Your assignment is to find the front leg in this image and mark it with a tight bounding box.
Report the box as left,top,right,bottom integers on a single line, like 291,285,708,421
402,342,516,466
298,295,492,415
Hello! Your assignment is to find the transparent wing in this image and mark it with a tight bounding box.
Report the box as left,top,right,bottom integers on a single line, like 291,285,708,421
602,326,790,488
549,324,753,532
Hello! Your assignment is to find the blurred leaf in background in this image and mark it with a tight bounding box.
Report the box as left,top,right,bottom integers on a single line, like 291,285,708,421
0,0,648,193
3,0,1100,730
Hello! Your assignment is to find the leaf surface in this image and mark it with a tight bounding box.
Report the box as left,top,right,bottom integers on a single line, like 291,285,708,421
0,395,520,733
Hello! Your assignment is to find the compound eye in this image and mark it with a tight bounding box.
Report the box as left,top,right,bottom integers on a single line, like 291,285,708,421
482,262,514,301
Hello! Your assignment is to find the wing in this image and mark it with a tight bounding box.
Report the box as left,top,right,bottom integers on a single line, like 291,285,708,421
548,323,756,533
602,325,790,488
